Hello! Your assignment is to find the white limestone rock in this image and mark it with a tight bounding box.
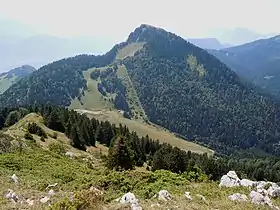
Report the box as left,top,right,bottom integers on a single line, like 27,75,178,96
120,192,142,210
11,174,19,184
184,192,193,200
6,189,19,203
219,171,240,187
250,190,272,206
240,179,256,187
40,196,50,204
158,190,172,201
268,186,280,198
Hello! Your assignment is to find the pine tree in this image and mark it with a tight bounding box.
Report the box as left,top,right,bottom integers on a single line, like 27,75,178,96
70,124,86,150
107,135,134,170
45,110,65,132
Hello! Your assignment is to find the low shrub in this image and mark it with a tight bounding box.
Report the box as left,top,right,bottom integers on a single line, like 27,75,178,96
24,132,34,140
48,142,66,155
50,189,104,210
27,122,47,138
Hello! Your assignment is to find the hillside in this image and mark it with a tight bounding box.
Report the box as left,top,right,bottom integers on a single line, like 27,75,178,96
0,106,280,210
209,35,280,97
2,25,280,156
0,65,36,94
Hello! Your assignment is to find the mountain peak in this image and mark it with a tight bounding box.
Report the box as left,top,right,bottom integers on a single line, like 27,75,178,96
127,24,170,43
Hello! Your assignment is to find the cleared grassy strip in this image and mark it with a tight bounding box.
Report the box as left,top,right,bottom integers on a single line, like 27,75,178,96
76,108,213,155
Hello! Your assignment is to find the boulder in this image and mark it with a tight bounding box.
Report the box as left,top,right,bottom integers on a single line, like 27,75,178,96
184,192,193,200
219,171,240,187
196,194,207,203
240,179,256,187
228,193,248,202
250,191,271,206
158,190,172,201
48,189,55,197
65,151,75,158
5,189,19,203
119,192,142,210
40,196,50,204
11,174,19,184
268,186,280,198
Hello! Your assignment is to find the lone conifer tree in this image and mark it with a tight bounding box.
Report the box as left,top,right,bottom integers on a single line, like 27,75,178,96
107,135,134,170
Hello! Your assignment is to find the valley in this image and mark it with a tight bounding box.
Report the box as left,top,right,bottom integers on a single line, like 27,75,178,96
69,63,212,154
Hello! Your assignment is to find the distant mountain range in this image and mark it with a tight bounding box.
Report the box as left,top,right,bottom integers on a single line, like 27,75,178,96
208,35,280,97
0,65,36,94
188,38,233,50
0,35,112,73
209,27,277,46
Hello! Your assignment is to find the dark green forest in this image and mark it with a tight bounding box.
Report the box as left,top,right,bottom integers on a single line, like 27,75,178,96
1,105,280,183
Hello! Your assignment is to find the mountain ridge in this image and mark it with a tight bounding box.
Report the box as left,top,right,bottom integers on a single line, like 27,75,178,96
208,34,280,96
0,65,36,94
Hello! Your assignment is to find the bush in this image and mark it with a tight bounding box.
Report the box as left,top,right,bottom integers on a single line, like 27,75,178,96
40,136,46,142
52,132,58,139
24,132,34,140
48,142,66,155
0,132,13,153
50,189,104,210
49,132,58,139
4,111,21,127
27,122,47,138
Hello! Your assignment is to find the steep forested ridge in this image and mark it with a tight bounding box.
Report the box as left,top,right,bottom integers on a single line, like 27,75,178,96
1,24,280,156
208,35,280,96
123,25,280,156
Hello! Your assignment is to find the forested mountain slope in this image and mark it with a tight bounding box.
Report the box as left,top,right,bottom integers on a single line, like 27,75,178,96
0,65,36,94
209,35,280,96
120,25,280,156
1,25,280,156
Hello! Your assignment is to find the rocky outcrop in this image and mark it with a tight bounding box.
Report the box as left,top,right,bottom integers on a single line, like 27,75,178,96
221,171,280,209
240,179,256,187
5,189,34,206
219,171,241,187
268,186,280,198
250,191,272,206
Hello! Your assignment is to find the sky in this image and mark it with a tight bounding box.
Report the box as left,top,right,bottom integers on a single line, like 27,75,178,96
0,0,280,43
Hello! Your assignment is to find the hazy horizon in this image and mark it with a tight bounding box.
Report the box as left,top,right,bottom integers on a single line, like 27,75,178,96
0,0,279,39
0,0,279,72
